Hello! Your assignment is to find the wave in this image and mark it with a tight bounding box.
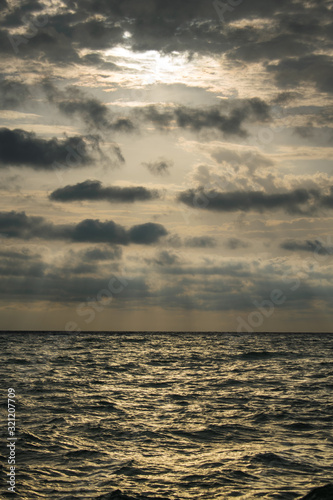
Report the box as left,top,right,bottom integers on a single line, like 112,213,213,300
2,332,332,500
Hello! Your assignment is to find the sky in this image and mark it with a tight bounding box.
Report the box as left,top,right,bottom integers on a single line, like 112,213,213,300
0,0,332,332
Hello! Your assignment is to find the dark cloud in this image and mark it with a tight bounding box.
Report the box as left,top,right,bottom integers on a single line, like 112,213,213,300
0,211,168,245
0,78,30,109
81,246,122,261
225,238,250,250
42,81,135,132
79,52,120,70
0,128,94,169
146,250,179,266
3,25,79,62
0,248,40,260
0,247,45,278
267,55,333,94
128,222,167,245
185,236,217,248
77,0,214,25
165,234,182,248
271,92,300,105
71,19,124,50
281,239,333,256
1,0,330,72
2,1,44,28
0,245,47,281
62,262,98,275
158,262,250,278
138,98,270,137
227,35,310,63
68,0,303,58
49,180,159,203
143,158,173,176
0,257,45,277
0,274,150,303
0,0,8,11
178,188,322,215
319,186,333,208
43,246,123,278
0,210,59,239
293,126,315,139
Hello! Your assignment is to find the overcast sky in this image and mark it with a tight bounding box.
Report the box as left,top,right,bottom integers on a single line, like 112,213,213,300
0,0,332,332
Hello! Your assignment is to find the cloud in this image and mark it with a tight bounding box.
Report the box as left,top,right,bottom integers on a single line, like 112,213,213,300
227,35,310,63
42,81,135,132
178,187,322,215
210,144,274,172
271,92,300,105
81,246,122,261
128,222,167,244
0,78,30,109
293,126,315,139
146,250,179,266
319,186,333,208
0,247,45,277
0,259,45,277
267,55,333,94
0,248,39,260
1,0,331,72
79,52,121,71
138,98,271,137
185,236,217,248
157,262,250,278
0,0,8,12
70,18,124,51
143,158,173,176
50,245,123,277
280,239,333,256
225,238,250,250
0,211,168,245
0,274,150,303
49,180,160,203
0,128,95,169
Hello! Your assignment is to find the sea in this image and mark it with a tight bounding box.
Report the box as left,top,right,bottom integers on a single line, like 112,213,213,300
0,332,332,500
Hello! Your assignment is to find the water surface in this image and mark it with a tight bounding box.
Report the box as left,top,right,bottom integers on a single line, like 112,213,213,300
0,332,332,499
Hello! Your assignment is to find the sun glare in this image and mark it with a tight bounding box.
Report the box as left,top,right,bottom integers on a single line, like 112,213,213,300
104,46,192,85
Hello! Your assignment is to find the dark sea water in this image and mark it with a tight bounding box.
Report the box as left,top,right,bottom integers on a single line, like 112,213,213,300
0,332,332,500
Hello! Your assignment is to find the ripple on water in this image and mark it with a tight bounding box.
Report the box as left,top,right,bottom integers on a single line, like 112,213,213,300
0,332,332,500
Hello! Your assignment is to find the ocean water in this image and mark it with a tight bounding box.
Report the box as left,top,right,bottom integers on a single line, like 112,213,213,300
0,332,332,500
